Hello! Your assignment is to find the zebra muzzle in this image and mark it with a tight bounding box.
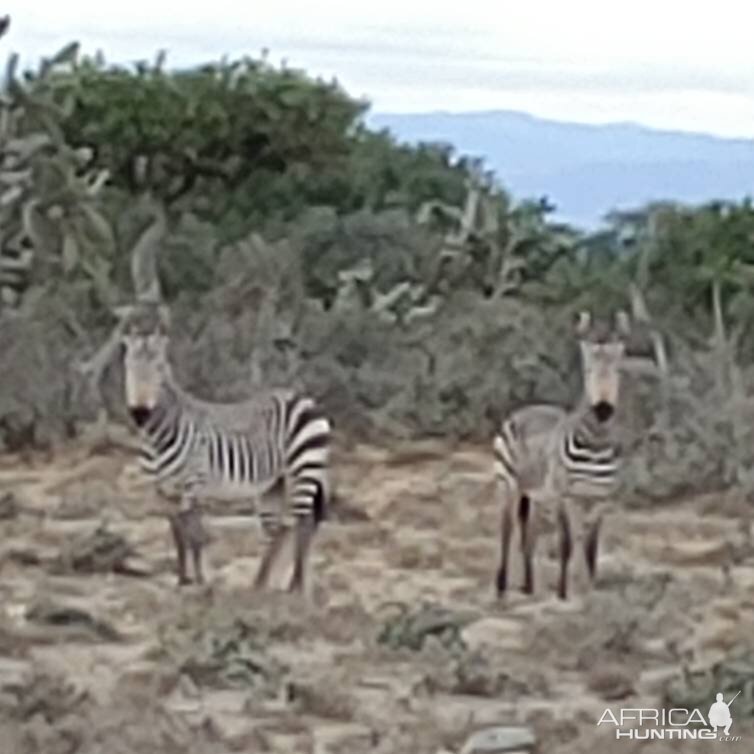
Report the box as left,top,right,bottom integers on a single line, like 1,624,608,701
129,406,153,427
591,401,614,423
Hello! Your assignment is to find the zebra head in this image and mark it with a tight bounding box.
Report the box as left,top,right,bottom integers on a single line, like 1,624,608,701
117,303,172,428
575,310,631,423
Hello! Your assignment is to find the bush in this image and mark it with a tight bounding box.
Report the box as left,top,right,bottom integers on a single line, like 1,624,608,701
2,41,754,505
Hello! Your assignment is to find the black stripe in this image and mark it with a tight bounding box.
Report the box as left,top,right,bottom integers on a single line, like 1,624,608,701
227,436,236,481
288,462,327,478
286,433,329,469
207,431,217,472
238,436,248,483
152,421,179,456
286,398,321,442
494,441,517,477
158,422,191,473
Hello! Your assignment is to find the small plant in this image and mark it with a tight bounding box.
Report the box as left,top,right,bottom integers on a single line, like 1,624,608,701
160,616,289,695
376,601,472,652
664,647,754,720
1,670,89,723
51,523,135,575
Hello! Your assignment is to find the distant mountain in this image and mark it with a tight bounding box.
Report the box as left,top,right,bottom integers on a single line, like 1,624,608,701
367,110,754,230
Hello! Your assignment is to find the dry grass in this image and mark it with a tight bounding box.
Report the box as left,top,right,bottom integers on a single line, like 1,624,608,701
0,440,753,752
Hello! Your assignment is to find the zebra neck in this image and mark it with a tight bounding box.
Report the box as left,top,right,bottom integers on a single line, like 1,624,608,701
141,378,185,443
571,401,614,447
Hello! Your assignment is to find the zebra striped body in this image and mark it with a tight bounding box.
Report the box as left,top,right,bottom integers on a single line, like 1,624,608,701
137,379,329,530
557,407,620,499
494,400,621,518
119,302,331,591
494,310,630,600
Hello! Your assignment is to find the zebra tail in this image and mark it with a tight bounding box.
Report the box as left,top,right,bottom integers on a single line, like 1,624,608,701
312,479,327,528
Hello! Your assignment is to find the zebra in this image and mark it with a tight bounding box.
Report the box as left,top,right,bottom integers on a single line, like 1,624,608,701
493,310,631,600
119,302,331,593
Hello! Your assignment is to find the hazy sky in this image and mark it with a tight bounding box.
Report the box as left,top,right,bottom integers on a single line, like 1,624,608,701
5,1,754,138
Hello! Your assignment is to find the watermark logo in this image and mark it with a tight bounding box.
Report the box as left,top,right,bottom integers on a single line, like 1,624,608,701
708,691,737,737
597,691,742,742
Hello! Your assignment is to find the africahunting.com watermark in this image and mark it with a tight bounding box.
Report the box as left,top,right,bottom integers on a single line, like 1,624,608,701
597,691,742,742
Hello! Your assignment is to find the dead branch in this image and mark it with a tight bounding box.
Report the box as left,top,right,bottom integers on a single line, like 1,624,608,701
628,282,668,378
73,197,168,456
130,197,166,303
74,319,126,389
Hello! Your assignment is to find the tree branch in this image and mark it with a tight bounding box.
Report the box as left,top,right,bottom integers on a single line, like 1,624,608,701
130,197,167,303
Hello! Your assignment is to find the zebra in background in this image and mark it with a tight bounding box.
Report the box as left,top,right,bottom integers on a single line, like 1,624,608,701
118,302,331,593
493,310,632,600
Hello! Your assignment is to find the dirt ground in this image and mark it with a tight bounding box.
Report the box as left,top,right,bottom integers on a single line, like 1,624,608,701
0,435,753,753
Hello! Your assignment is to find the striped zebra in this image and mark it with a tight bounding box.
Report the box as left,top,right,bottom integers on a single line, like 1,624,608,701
119,302,331,593
493,310,631,600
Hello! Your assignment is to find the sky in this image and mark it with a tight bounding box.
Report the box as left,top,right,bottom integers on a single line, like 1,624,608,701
4,1,754,138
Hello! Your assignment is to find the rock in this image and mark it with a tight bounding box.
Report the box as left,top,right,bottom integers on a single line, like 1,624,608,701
660,539,729,567
51,524,135,575
459,725,536,754
586,663,636,700
461,617,524,653
0,657,32,688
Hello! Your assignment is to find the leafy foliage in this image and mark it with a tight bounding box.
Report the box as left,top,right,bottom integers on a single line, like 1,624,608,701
665,647,754,720
0,45,115,309
3,39,754,502
43,52,361,212
22,48,473,240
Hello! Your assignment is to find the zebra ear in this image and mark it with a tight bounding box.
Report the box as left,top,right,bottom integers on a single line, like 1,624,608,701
615,310,631,338
574,310,592,337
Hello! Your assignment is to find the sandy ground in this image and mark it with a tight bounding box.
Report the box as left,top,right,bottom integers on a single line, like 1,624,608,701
0,436,753,753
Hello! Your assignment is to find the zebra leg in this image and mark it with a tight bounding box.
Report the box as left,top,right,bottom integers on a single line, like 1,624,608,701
173,487,210,586
584,513,603,582
557,503,573,600
518,494,535,595
253,505,287,591
495,492,514,597
168,512,190,586
286,473,321,595
288,512,315,594
183,503,210,585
